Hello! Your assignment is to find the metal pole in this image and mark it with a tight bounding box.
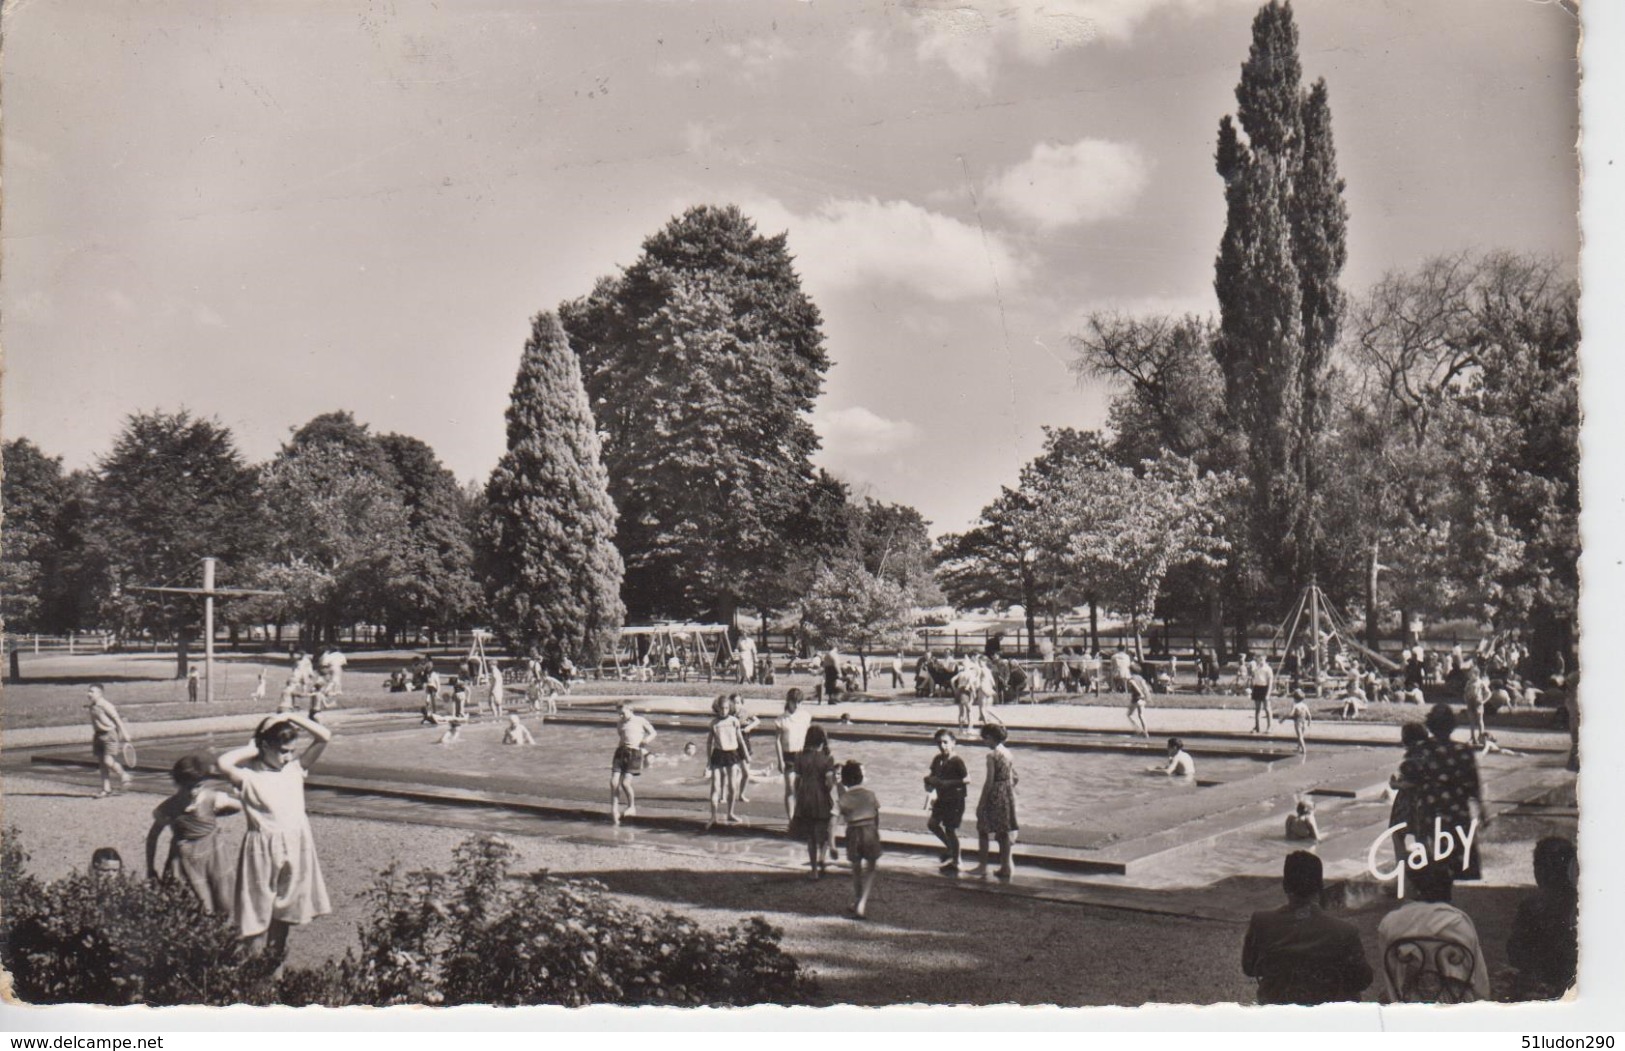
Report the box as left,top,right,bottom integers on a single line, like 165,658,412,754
203,557,217,703
1309,578,1324,698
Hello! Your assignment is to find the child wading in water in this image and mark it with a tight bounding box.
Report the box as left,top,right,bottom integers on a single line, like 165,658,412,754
1290,689,1312,755
924,728,969,872
1151,737,1196,778
611,700,657,824
705,694,745,827
145,752,241,918
837,760,882,918
217,713,333,959
503,712,536,745
790,724,837,877
1285,799,1321,841
731,694,762,802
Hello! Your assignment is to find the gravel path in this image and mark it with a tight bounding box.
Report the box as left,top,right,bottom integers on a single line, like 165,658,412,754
5,771,1277,1006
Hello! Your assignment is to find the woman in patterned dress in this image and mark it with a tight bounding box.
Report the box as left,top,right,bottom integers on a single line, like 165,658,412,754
970,722,1018,881
1413,703,1485,880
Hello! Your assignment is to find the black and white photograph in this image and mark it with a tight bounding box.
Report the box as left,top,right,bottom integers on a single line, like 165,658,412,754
0,0,1616,1029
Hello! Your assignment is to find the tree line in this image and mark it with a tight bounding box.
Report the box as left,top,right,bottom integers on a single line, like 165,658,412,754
938,2,1577,674
2,3,1577,675
2,206,938,667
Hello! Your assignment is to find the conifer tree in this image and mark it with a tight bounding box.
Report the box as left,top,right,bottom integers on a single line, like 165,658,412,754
1214,0,1348,600
482,311,625,665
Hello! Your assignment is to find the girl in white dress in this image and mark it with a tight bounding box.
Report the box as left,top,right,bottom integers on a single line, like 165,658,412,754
217,713,333,958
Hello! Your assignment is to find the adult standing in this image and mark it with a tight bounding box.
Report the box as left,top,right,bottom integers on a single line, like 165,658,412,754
85,685,134,797
291,651,317,692
821,646,841,704
1242,851,1373,1005
319,647,347,696
736,632,757,686
1413,704,1485,879
974,655,998,726
1463,667,1490,747
951,657,978,731
487,661,506,717
1249,654,1275,733
775,688,813,820
1110,648,1133,693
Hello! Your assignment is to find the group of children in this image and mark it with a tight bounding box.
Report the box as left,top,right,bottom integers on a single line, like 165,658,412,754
91,677,335,963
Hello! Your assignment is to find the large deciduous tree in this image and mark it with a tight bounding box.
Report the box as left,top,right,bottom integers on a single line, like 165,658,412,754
799,558,914,687
1052,454,1239,657
559,204,833,625
1213,0,1348,605
259,438,411,646
481,311,625,666
846,498,942,607
935,428,1111,653
1,439,94,635
377,434,482,642
88,412,264,671
1341,251,1578,671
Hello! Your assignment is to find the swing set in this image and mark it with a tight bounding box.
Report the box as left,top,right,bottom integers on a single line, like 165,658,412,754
602,624,735,682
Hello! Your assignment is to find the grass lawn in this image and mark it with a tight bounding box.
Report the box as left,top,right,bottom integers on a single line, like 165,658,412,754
3,648,1565,738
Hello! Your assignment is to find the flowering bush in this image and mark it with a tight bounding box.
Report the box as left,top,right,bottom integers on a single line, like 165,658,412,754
281,835,810,1006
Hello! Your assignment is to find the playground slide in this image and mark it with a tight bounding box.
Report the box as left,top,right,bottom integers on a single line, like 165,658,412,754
1339,635,1401,673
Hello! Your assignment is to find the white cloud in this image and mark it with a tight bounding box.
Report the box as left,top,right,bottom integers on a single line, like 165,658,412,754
748,196,1030,302
193,304,228,328
654,58,704,79
908,0,1246,87
722,36,794,80
842,27,890,79
985,139,1150,228
813,405,920,458
912,7,997,90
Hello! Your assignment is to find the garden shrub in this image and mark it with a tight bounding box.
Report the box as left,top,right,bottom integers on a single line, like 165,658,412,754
0,829,277,1005
3,829,810,1007
281,834,810,1006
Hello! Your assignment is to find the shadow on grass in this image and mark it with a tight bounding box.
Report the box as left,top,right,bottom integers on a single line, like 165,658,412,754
558,863,1548,1005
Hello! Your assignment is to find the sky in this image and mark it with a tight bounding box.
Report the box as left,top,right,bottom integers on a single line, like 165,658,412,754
0,0,1581,536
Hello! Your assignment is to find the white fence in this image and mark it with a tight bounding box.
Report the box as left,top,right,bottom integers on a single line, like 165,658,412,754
4,632,117,656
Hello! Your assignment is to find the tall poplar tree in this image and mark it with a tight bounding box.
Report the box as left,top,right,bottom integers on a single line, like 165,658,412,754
482,311,625,665
1214,0,1348,602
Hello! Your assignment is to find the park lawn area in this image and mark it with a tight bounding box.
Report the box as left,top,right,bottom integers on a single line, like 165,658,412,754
3,648,1565,739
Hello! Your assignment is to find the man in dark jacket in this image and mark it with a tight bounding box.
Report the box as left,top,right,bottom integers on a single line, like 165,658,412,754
1243,851,1374,1004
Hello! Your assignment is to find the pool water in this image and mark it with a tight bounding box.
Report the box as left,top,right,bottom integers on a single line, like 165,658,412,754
324,716,1279,830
